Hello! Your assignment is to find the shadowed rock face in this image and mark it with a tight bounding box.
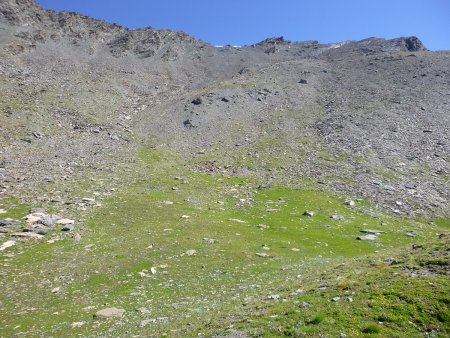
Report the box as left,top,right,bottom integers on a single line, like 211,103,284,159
0,0,448,218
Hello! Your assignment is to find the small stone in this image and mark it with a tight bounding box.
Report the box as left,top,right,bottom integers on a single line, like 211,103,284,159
57,219,75,225
162,201,174,205
11,232,43,239
203,238,216,244
299,79,308,84
357,234,377,241
51,287,61,293
268,294,280,300
0,218,19,227
94,307,125,318
301,302,311,308
405,233,418,237
256,224,269,229
185,249,196,256
330,214,345,221
256,253,270,257
192,97,202,105
82,198,95,204
61,224,75,232
291,248,300,252
331,297,341,302
303,211,315,217
25,213,45,224
29,208,46,214
345,200,356,207
150,267,157,275
0,240,16,251
180,215,190,219
140,319,157,327
71,322,85,328
229,218,247,223
0,209,6,214
360,229,385,235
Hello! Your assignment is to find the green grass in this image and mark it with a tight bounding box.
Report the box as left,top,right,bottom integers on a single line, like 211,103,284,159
0,148,448,337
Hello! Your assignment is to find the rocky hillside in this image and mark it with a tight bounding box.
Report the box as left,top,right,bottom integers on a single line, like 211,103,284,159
0,1,449,337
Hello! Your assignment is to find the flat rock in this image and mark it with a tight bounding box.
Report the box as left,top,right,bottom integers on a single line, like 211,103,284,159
56,219,75,225
61,224,75,231
29,208,46,214
256,252,270,257
405,233,418,237
345,200,356,207
229,218,246,223
0,209,6,214
356,234,377,241
360,229,385,235
185,249,196,256
94,307,125,318
11,232,44,239
0,240,16,251
0,218,19,227
25,213,45,224
303,211,315,217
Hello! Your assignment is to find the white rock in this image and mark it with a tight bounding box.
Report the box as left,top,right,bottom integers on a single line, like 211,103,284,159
256,253,270,257
94,307,125,318
180,215,190,219
0,240,16,251
185,249,196,256
11,232,43,239
71,322,85,328
0,209,6,214
150,267,157,275
25,213,45,224
345,200,356,207
357,234,377,241
56,219,75,225
228,218,246,223
268,294,280,300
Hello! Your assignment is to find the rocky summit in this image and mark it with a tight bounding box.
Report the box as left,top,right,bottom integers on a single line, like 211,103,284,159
0,1,449,337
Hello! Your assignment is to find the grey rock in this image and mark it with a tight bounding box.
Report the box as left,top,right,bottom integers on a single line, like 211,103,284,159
29,208,46,214
303,211,315,217
192,97,202,105
61,224,75,231
94,307,125,318
35,227,52,235
360,229,385,235
405,233,418,237
0,218,19,227
357,234,377,241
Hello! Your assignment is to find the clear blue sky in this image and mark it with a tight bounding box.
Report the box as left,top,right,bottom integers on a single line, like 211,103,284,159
36,0,450,50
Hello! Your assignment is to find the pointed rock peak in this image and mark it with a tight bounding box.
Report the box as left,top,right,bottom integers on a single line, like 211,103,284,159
400,36,427,51
256,36,290,46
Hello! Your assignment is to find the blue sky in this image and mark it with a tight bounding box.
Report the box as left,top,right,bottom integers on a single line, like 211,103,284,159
36,0,450,50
